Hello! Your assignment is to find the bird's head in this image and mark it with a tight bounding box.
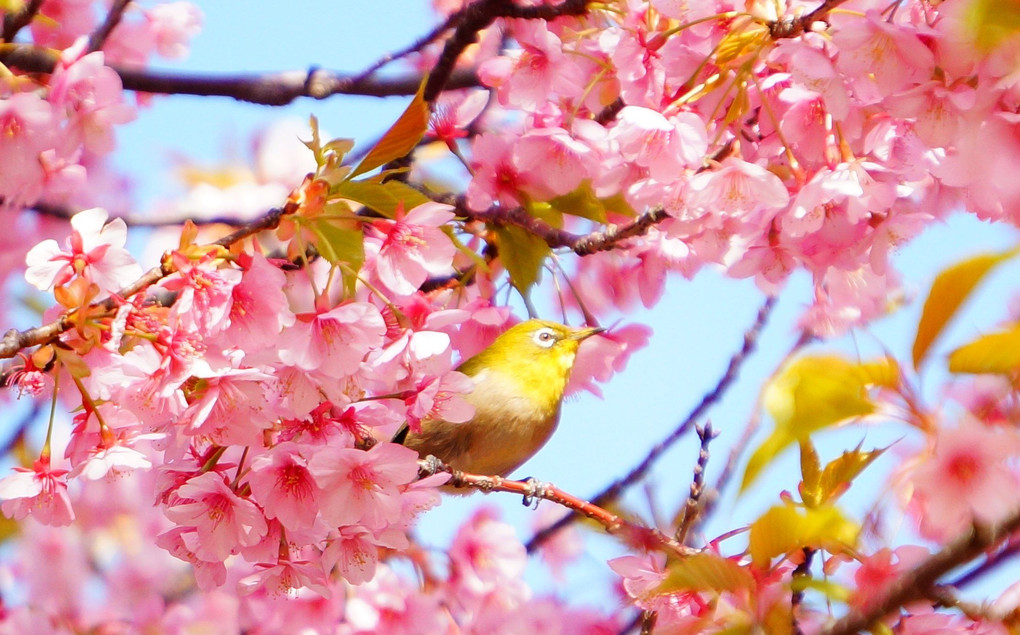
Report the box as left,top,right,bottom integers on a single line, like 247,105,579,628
459,320,604,410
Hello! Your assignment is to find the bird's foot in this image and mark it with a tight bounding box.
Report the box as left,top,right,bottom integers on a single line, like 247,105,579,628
520,477,549,508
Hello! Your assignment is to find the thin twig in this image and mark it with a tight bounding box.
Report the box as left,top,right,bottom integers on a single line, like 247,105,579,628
822,507,1020,635
527,295,777,553
0,45,478,104
423,0,593,102
769,0,850,38
675,422,717,545
349,10,461,85
88,0,131,53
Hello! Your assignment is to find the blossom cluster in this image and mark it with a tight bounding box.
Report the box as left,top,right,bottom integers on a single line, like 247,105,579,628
0,0,1019,632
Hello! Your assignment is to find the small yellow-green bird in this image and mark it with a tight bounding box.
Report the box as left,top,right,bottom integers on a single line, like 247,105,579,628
393,319,604,478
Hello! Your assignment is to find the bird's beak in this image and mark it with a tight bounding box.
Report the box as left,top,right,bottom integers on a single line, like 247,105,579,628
570,326,606,341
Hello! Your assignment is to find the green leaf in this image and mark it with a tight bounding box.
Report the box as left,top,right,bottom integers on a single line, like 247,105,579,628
311,216,364,296
350,85,429,178
335,179,431,218
948,323,1020,374
748,503,858,568
912,249,1017,370
655,553,754,595
495,225,550,297
547,181,609,223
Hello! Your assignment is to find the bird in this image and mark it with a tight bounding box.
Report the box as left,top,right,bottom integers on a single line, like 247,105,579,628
393,319,604,481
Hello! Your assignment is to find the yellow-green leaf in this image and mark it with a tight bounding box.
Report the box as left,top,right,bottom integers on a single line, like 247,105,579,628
335,179,431,218
748,503,858,568
350,85,429,178
53,346,90,379
311,217,364,296
801,443,886,508
742,355,895,491
965,0,1020,50
495,225,550,296
655,553,754,595
799,439,823,508
948,323,1020,374
548,181,609,224
912,250,1017,370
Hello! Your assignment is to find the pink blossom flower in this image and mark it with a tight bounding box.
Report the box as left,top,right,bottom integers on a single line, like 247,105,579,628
309,442,420,529
465,132,531,210
148,2,204,59
403,370,475,433
217,252,296,351
163,253,243,337
566,323,649,397
279,301,386,377
0,460,75,526
164,471,268,562
49,48,136,155
240,558,331,598
834,10,935,101
610,106,708,181
685,158,790,217
179,359,278,446
901,419,1020,542
512,127,597,199
448,508,527,596
367,202,456,296
322,525,408,585
25,207,142,293
155,526,227,590
479,21,585,110
0,93,61,209
247,443,319,532
848,546,929,612
428,89,488,150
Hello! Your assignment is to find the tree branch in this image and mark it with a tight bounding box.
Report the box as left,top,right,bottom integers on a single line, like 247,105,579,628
88,0,131,53
1,0,44,43
0,44,478,104
423,0,593,102
0,207,289,360
421,457,696,560
822,508,1020,635
527,295,777,553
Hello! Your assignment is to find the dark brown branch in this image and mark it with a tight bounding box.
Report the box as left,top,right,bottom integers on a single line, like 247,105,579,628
822,508,1020,635
423,0,593,102
0,45,478,104
0,207,288,360
527,295,777,553
88,0,131,53
1,0,43,43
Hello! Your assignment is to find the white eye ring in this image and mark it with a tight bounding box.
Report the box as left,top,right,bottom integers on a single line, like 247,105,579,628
533,328,557,348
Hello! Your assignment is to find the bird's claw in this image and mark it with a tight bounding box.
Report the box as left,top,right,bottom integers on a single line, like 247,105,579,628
520,477,549,508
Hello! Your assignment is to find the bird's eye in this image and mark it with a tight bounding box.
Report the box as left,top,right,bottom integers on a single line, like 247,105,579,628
533,328,557,348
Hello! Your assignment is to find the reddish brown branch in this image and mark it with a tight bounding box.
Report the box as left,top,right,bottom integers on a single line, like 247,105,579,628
822,508,1020,635
527,295,776,553
425,458,696,559
0,45,478,104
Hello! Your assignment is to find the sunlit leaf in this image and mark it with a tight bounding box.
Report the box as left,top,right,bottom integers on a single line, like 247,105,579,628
748,503,858,568
912,250,1017,370
742,355,896,491
350,85,429,178
801,444,887,508
548,181,609,224
965,0,1020,50
495,225,550,297
655,552,754,595
311,216,364,296
799,440,823,507
335,179,431,218
948,323,1020,374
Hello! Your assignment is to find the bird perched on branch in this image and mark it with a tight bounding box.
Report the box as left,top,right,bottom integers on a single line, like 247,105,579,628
393,319,604,480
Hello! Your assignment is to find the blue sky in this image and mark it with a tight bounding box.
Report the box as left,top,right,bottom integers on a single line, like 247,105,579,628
109,0,1020,610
